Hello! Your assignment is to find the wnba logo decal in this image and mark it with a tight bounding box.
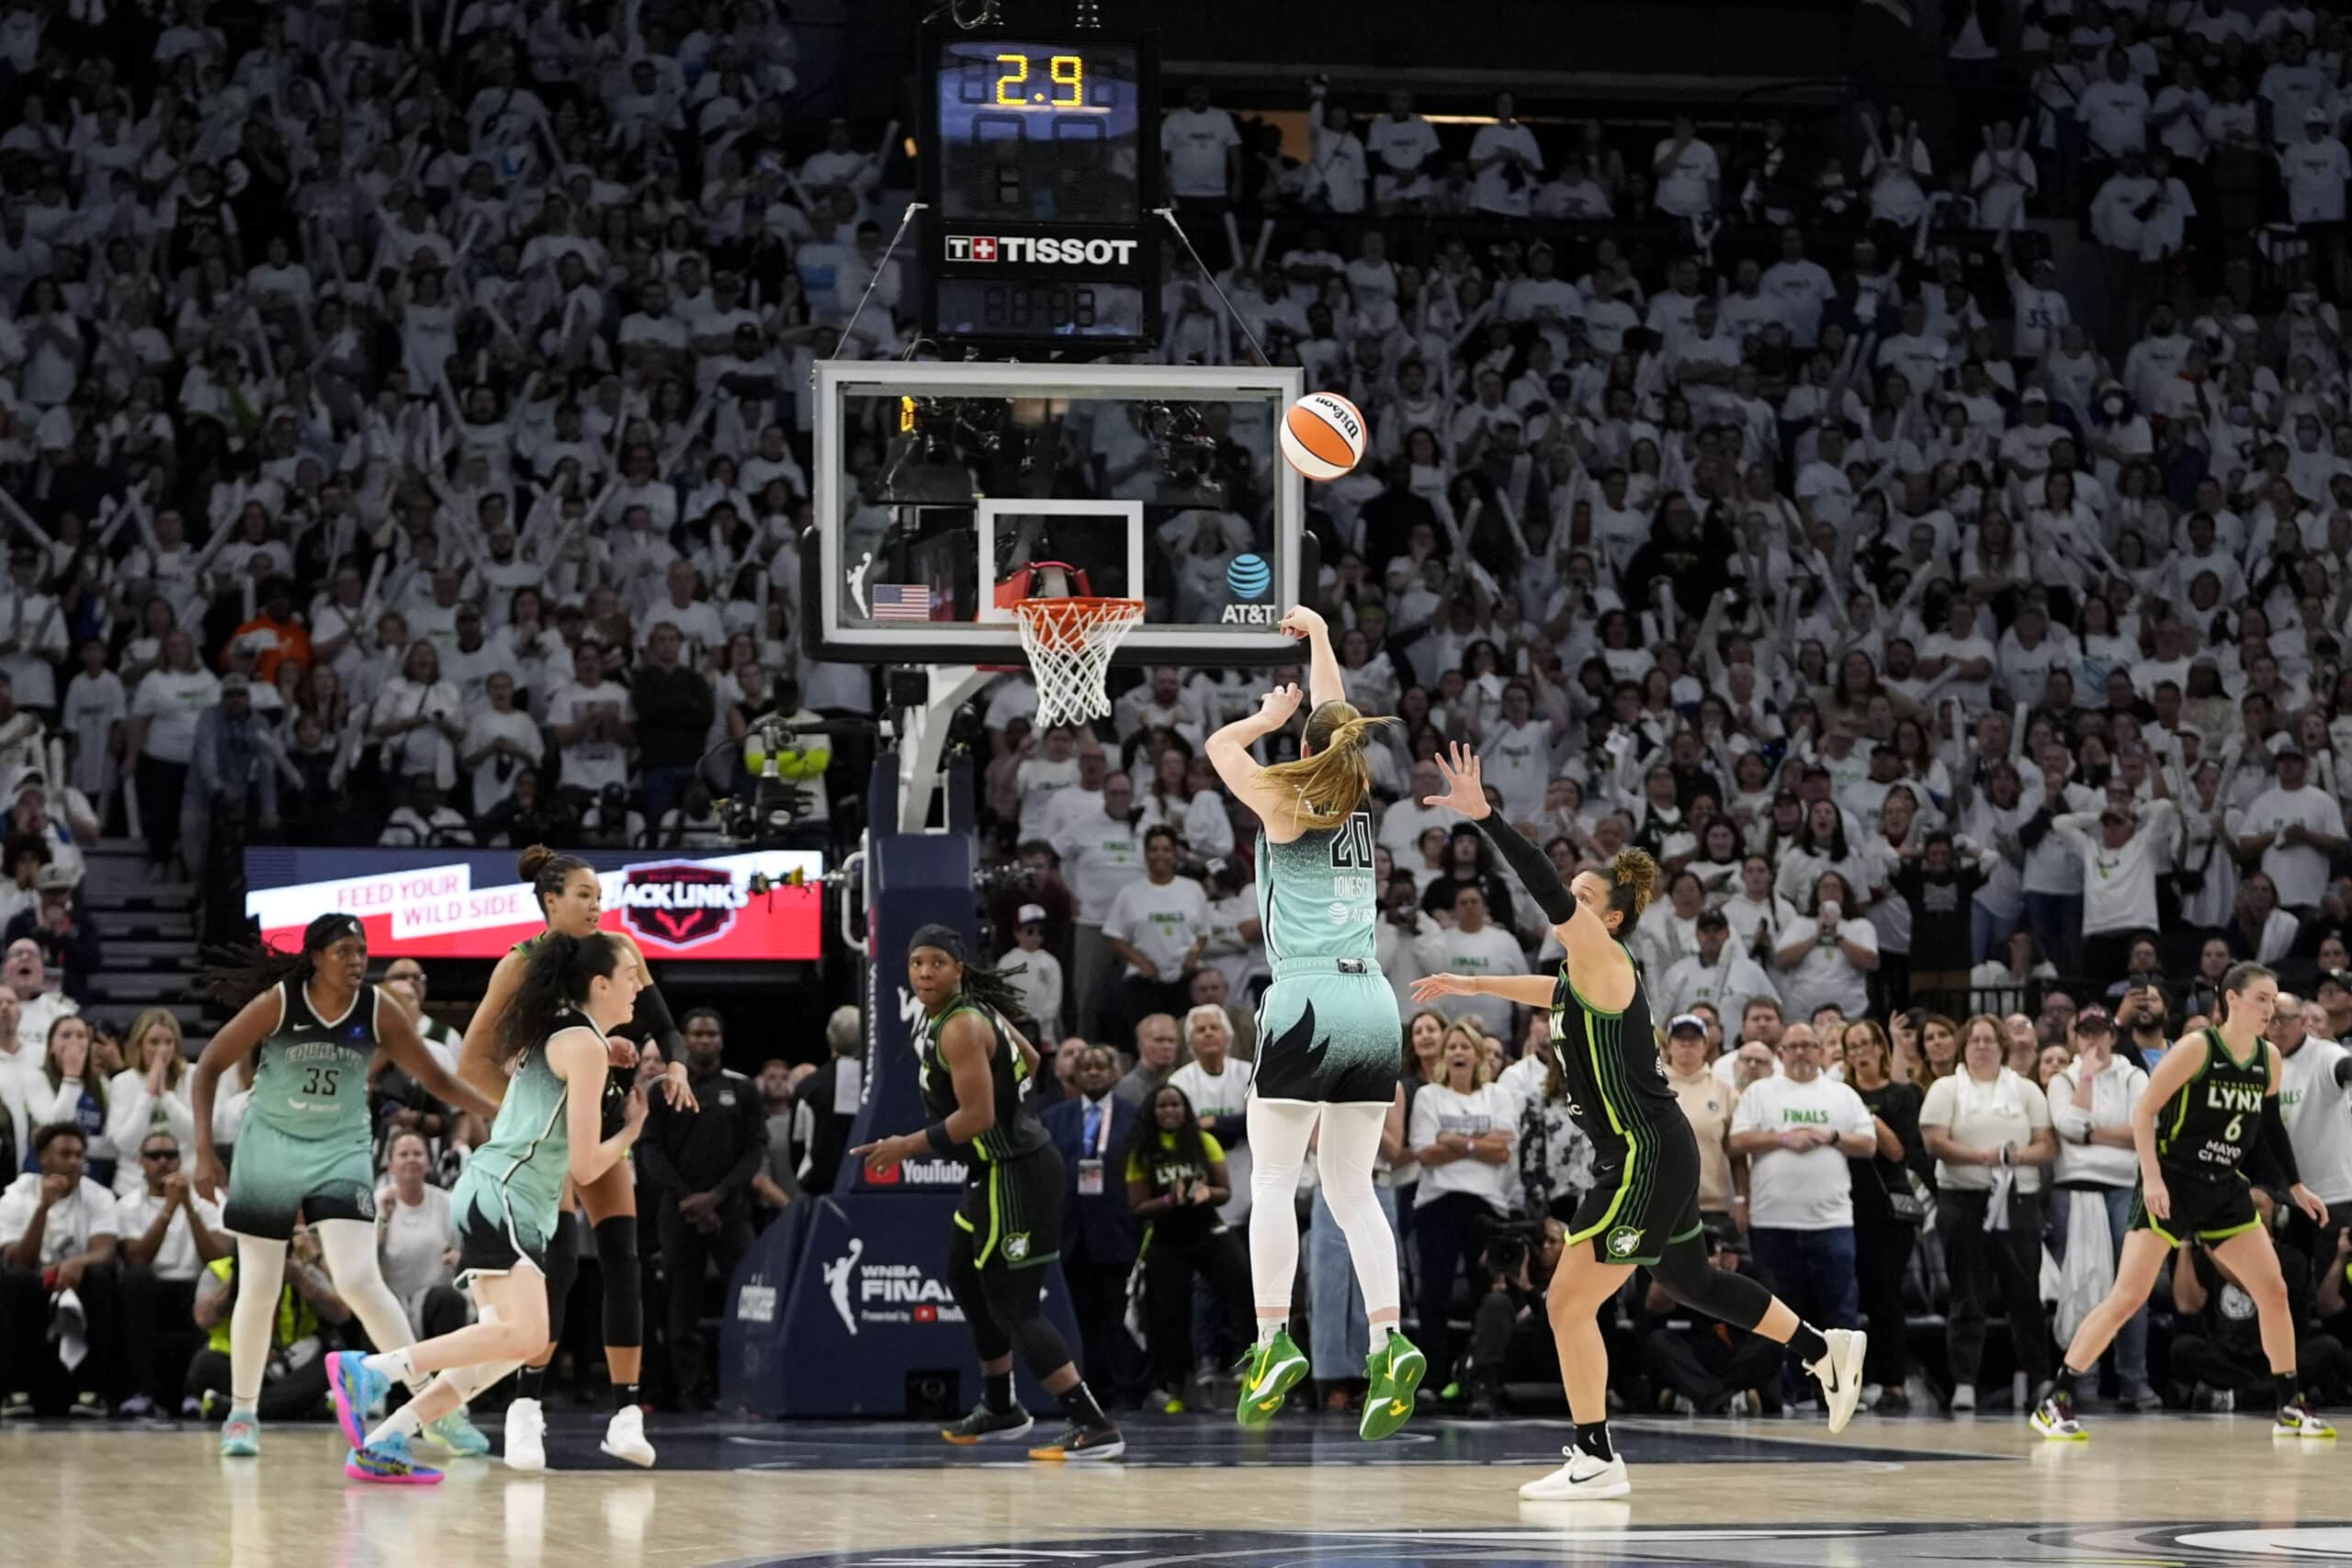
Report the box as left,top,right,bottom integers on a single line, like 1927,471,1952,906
619,861,749,949
1227,553,1271,599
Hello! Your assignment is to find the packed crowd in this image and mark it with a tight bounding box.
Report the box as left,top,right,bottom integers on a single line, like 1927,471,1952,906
3,0,2352,1424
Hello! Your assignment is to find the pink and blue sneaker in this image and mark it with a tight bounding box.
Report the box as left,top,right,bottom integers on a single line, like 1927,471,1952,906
326,1351,389,1450
343,1430,443,1485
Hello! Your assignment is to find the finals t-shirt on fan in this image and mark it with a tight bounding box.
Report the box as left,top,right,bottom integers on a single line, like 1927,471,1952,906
1729,1074,1874,1230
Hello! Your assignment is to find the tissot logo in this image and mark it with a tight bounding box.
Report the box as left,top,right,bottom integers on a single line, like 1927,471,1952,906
619,861,747,949
944,234,1137,266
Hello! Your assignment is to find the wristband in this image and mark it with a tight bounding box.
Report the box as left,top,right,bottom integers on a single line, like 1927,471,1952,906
923,1121,955,1155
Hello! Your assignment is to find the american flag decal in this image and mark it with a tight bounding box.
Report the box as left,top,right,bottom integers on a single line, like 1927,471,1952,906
871,583,933,620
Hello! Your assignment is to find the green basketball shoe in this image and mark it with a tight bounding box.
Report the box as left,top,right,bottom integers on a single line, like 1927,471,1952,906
1235,1329,1309,1427
1359,1333,1426,1440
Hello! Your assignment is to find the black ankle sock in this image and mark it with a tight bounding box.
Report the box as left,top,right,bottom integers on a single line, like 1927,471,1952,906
2059,1365,2087,1392
1787,1324,1828,1364
615,1382,639,1413
1055,1381,1109,1429
984,1371,1013,1414
1576,1420,1614,1463
2277,1372,2301,1410
514,1366,548,1401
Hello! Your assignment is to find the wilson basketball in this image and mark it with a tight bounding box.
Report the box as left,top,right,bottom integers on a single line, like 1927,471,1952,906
1280,391,1368,481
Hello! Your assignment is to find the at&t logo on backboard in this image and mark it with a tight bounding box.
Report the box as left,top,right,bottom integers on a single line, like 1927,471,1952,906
1227,553,1271,599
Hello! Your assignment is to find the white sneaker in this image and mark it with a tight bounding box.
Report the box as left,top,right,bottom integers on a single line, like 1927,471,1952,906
1950,1383,1976,1414
1806,1327,1868,1434
601,1404,656,1468
504,1397,546,1472
1519,1444,1631,1501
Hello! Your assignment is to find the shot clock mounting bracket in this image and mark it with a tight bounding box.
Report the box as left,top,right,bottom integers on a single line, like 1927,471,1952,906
917,21,1161,357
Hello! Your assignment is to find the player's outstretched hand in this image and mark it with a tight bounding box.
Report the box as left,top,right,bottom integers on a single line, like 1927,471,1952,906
1259,682,1305,725
1278,604,1328,642
1422,741,1490,819
1410,973,1477,1001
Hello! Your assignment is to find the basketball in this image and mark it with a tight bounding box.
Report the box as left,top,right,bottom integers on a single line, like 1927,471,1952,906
1280,391,1368,481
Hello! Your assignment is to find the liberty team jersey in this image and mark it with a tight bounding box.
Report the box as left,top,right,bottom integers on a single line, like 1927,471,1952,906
1255,811,1380,965
464,1019,582,1252
2156,1027,2273,1178
1546,950,1681,1167
243,981,383,1142
916,995,1051,1166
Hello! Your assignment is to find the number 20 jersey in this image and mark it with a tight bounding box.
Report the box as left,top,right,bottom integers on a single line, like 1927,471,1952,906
243,980,384,1144
1254,810,1380,965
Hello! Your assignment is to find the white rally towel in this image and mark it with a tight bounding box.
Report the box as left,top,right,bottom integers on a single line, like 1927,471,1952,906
2055,1189,2116,1344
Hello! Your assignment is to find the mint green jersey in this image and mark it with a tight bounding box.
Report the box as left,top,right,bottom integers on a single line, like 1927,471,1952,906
243,981,382,1143
1254,811,1379,964
460,1020,582,1254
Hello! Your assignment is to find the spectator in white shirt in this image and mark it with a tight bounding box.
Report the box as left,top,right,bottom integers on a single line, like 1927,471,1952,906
1166,1004,1256,1225
1161,86,1241,214
1658,908,1779,1028
0,1121,120,1414
999,904,1067,1039
1468,93,1543,217
1774,870,1880,1021
2043,1009,2158,1411
1102,827,1210,1039
2235,746,2347,914
1918,1013,2057,1410
1365,88,1442,210
2048,795,2177,985
115,1126,229,1416
2079,47,2154,160
1413,886,1530,1042
1057,772,1147,1039
1652,114,1721,220
1408,1027,1519,1396
1727,1023,1876,1374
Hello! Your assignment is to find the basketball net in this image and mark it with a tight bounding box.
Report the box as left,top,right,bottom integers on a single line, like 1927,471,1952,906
1012,596,1145,728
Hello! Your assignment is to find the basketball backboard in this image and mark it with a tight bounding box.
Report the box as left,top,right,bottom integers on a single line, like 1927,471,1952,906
804,361,1314,668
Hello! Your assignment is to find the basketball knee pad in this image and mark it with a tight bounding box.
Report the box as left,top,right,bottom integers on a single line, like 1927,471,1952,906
979,1267,1069,1377
542,1210,581,1323
594,1215,643,1348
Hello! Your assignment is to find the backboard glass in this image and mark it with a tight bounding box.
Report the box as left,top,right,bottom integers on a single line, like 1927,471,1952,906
807,361,1312,667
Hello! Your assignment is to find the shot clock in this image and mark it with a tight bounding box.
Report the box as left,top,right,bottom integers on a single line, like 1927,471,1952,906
920,26,1160,354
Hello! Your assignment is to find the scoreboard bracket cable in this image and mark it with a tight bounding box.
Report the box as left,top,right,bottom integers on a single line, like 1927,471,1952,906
820,200,930,386
1153,207,1272,369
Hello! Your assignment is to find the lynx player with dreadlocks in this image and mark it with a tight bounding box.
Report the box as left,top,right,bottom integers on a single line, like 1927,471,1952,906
853,924,1125,1461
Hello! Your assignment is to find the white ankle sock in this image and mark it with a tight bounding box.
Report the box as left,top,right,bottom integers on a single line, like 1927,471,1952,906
361,1401,426,1450
1257,1320,1284,1348
1368,1323,1392,1351
362,1348,416,1384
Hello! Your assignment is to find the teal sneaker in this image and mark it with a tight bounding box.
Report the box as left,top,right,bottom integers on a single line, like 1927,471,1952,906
344,1430,444,1485
325,1351,389,1449
424,1409,492,1456
220,1407,259,1458
1236,1329,1309,1427
1359,1332,1426,1440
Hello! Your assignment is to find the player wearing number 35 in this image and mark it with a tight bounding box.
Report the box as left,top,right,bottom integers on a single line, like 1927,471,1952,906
187,914,502,1465
1204,604,1422,1441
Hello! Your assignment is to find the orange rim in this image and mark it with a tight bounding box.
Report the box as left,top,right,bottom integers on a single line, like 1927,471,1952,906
1012,596,1145,652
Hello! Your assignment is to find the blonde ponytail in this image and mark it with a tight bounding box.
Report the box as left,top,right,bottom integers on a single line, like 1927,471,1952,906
1254,701,1398,829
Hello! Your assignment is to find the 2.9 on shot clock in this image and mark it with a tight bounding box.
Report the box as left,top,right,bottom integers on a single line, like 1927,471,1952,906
920,25,1161,354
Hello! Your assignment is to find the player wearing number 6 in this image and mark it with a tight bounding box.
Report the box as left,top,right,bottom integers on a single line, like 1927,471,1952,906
188,914,501,1465
1204,604,1422,1440
2034,960,2335,1442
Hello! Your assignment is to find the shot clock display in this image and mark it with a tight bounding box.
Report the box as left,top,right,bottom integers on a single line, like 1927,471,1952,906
932,36,1144,225
921,26,1160,354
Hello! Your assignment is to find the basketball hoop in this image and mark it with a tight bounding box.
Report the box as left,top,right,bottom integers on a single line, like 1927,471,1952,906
1013,596,1146,728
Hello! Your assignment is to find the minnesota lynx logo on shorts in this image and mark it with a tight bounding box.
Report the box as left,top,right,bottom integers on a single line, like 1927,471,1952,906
1605,1224,1645,1258
1002,1232,1032,1263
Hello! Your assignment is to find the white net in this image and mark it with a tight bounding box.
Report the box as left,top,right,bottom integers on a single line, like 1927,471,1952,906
1012,597,1146,728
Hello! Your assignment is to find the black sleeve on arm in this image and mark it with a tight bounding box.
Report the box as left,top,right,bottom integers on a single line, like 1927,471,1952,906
1475,811,1578,926
629,982,687,1059
2258,1094,2304,1190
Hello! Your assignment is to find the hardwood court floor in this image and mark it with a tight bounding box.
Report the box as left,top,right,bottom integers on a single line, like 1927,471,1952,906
6,1409,2346,1568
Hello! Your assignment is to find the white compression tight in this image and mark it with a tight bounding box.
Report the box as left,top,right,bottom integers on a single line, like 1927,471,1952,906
1246,1098,1399,1323
228,1221,423,1406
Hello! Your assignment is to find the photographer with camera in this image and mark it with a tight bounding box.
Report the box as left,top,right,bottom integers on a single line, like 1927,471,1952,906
1636,1224,1787,1415
1460,1213,1566,1417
